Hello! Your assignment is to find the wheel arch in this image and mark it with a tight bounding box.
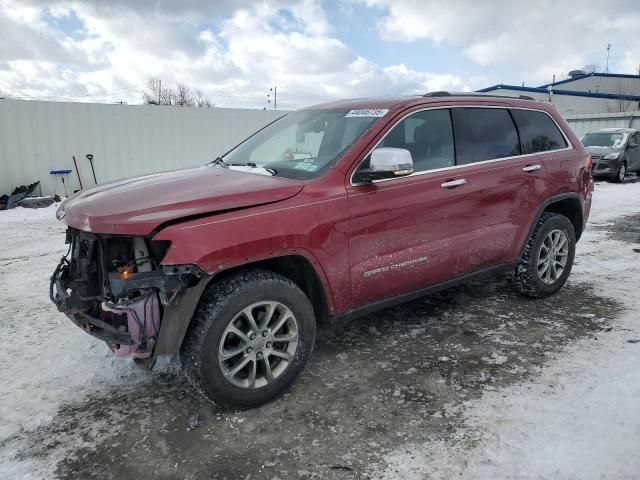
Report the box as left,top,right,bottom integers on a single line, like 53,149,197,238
150,253,332,364
211,254,331,325
520,193,584,258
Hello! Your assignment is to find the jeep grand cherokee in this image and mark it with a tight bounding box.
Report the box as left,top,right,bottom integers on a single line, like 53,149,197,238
51,92,593,408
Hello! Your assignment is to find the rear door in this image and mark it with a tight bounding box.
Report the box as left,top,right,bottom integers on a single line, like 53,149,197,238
450,107,550,263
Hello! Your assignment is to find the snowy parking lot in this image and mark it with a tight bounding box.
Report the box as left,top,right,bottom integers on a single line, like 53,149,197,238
1,180,640,479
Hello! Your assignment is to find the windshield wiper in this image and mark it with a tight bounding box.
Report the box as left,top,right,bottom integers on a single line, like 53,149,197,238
210,158,277,175
209,156,228,167
234,161,277,175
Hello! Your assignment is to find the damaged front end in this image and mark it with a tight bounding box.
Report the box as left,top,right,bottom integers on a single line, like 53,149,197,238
50,228,206,361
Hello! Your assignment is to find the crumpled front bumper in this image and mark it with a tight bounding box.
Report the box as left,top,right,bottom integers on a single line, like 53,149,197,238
50,257,135,346
50,252,209,363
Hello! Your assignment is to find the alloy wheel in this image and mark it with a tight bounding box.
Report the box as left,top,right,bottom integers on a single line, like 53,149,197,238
218,301,299,389
537,229,570,285
619,163,626,182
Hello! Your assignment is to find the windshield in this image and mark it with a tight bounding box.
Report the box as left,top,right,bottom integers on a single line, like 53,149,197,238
216,108,385,179
581,132,627,148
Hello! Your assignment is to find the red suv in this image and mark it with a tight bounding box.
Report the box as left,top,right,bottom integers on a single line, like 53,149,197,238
51,93,593,408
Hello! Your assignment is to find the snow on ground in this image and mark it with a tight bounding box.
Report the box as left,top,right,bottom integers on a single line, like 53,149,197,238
0,203,147,478
372,180,640,480
1,182,640,479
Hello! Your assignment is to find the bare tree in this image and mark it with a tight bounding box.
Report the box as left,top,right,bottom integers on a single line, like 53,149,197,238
194,89,212,108
175,83,194,107
142,79,213,107
606,84,640,113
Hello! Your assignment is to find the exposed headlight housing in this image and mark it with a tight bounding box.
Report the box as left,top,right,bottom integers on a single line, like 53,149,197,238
604,152,620,160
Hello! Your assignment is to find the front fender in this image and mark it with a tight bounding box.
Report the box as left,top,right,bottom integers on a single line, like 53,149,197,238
152,193,351,316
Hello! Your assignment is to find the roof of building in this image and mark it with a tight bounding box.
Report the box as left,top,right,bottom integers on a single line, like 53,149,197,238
538,72,640,88
476,84,640,101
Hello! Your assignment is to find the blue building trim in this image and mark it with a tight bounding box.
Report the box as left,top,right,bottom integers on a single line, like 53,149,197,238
538,72,640,88
476,84,640,101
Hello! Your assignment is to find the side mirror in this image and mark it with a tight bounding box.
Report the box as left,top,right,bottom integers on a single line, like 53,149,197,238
357,148,415,182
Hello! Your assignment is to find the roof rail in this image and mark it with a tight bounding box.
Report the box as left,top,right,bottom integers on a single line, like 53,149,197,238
423,91,535,101
423,91,451,97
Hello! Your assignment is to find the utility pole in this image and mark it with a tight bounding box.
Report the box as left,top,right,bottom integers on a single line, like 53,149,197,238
605,44,611,73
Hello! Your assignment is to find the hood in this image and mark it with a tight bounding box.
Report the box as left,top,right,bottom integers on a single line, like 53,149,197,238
57,166,304,235
585,145,622,156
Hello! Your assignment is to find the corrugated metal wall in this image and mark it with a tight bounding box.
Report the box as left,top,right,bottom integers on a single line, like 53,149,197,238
2,99,639,198
564,111,640,138
556,76,640,96
483,88,640,115
0,99,285,196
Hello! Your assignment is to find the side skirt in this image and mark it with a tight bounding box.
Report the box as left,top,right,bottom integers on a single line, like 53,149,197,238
330,262,515,324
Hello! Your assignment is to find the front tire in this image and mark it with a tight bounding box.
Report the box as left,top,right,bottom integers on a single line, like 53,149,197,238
180,269,316,409
513,212,576,298
613,161,627,183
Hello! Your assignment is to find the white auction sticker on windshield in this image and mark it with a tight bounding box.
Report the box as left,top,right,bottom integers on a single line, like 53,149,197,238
345,109,389,118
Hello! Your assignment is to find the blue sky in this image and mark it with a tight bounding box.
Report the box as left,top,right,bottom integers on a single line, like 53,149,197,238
0,0,638,108
327,2,477,80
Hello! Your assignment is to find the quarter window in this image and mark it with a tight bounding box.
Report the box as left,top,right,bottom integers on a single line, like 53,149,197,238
511,109,567,153
452,108,521,164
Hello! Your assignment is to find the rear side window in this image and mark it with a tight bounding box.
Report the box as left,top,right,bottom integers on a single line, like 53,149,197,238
452,108,521,164
511,109,567,153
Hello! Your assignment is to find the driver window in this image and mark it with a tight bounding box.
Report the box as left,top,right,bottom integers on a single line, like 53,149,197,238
360,109,455,174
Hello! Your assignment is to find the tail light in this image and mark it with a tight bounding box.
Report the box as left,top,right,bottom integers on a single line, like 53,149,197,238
585,155,593,170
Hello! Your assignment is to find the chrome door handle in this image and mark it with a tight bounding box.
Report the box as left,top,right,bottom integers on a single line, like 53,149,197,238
522,164,542,172
441,178,467,189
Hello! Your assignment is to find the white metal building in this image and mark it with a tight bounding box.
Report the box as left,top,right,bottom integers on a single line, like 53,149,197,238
564,111,640,138
2,93,639,199
478,73,640,115
0,100,285,196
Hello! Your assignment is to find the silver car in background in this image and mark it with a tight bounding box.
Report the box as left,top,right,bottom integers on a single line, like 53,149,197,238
581,128,640,182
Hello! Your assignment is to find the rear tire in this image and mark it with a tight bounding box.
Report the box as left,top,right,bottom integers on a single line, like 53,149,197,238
180,269,316,409
513,212,576,298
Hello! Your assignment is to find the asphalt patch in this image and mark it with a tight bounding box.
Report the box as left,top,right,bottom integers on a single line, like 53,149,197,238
593,212,640,245
5,278,619,479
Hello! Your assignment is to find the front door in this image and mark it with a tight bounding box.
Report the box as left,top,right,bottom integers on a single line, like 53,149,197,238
627,132,640,171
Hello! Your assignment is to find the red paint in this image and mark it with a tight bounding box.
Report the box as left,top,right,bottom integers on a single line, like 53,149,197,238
59,166,303,234
59,95,591,316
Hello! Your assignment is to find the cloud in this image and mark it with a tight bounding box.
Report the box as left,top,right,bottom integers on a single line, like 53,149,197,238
0,0,469,107
364,0,640,83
